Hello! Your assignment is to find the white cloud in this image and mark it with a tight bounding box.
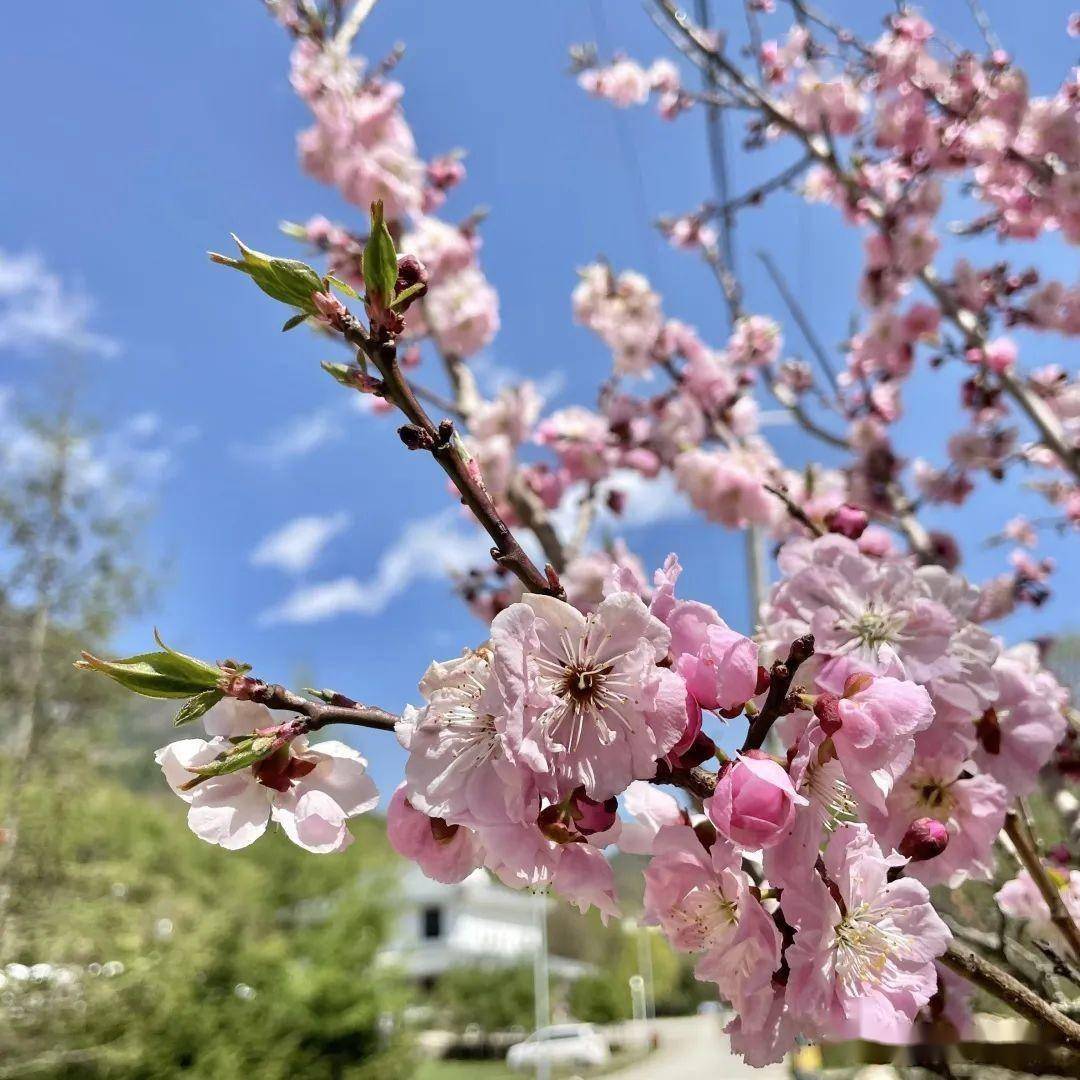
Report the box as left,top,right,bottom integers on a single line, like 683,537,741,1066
259,509,487,624
0,250,119,359
232,407,344,465
251,512,350,574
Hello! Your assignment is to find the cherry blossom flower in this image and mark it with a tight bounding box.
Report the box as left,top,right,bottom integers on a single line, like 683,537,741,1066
865,751,1008,887
644,824,782,1022
762,537,998,713
400,216,476,284
784,824,951,1044
650,554,759,711
386,784,484,883
424,266,500,357
971,643,1068,798
397,648,533,827
814,672,935,813
156,699,378,853
674,445,781,529
996,868,1080,925
572,264,664,375
489,592,686,800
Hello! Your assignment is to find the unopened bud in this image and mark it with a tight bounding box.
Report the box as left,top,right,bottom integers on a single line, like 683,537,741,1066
898,817,949,862
814,693,843,736
824,503,869,540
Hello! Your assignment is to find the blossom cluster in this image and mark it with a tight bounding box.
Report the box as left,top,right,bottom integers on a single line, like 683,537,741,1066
124,1,1080,1070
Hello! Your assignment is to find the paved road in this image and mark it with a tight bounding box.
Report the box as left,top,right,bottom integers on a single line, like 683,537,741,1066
605,1015,790,1079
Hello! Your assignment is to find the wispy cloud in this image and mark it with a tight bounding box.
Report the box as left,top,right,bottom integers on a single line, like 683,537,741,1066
258,509,487,625
251,512,350,574
0,250,119,359
233,406,345,466
0,390,191,511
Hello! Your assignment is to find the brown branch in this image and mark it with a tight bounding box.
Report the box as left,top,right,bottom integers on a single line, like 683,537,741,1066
763,483,825,537
342,317,564,599
941,943,1080,1048
1006,810,1080,961
757,250,841,397
242,680,400,733
440,349,567,573
742,634,815,751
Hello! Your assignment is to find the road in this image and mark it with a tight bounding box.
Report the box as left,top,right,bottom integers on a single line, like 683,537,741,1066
605,1015,791,1079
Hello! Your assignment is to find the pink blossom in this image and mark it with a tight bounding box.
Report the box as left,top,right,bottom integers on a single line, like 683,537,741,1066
789,75,866,135
650,554,759,711
400,216,476,284
579,59,651,108
966,336,1017,373
560,542,649,613
572,264,664,375
397,649,533,828
490,592,687,800
762,536,997,713
155,700,378,853
997,869,1080,925
480,819,620,920
817,672,935,813
763,724,850,889
292,41,424,219
705,752,807,850
615,781,684,855
972,643,1067,798
424,266,500,357
727,315,782,367
865,752,1008,887
674,445,780,529
534,406,615,482
784,824,951,1044
386,785,484,883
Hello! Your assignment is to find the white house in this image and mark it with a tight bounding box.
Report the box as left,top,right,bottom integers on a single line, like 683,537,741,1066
379,867,590,988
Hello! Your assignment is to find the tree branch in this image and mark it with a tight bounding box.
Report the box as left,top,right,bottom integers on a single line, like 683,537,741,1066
941,943,1080,1048
742,634,815,751
242,680,400,733
1005,810,1080,961
341,317,564,599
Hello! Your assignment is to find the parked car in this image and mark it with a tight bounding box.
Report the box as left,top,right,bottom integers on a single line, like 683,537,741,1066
506,1023,611,1072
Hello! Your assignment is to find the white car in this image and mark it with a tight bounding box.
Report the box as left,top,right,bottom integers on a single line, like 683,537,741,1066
506,1023,611,1072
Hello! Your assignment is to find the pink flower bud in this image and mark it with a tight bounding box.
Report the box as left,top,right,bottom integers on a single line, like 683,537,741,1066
705,753,806,850
898,817,949,862
824,503,869,540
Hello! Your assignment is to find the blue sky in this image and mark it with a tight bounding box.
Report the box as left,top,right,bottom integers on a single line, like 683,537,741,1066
2,1,1076,796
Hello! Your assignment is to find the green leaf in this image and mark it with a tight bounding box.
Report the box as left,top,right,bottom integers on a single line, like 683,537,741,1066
361,201,398,306
389,281,425,310
209,235,324,314
173,689,226,727
325,274,360,299
183,737,278,783
281,312,309,333
321,360,355,386
77,634,223,700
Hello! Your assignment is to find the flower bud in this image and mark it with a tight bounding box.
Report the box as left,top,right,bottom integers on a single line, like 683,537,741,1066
824,503,869,540
898,817,949,862
814,693,843,736
705,753,805,849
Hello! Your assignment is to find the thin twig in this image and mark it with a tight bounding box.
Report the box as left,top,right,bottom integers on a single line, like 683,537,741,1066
757,250,840,397
244,681,399,733
742,634,815,751
341,316,564,598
